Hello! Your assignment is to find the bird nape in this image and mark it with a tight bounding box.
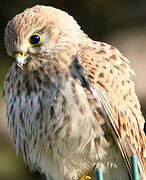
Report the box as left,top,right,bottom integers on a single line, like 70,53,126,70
4,5,146,180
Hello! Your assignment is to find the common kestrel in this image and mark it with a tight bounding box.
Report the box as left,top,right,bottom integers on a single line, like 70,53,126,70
4,5,146,180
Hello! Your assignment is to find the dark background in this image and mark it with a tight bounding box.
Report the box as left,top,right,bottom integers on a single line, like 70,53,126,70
0,1,146,180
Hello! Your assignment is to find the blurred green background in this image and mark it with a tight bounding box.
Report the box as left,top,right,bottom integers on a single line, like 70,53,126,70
0,0,146,180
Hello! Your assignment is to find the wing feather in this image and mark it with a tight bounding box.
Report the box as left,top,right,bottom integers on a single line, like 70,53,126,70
77,42,146,179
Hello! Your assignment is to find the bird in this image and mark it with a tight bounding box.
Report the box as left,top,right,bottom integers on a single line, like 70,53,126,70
4,5,146,180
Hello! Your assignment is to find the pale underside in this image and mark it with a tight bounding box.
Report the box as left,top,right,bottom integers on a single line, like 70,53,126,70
4,66,129,180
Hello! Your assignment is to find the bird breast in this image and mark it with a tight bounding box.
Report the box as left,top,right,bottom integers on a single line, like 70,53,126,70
4,68,129,179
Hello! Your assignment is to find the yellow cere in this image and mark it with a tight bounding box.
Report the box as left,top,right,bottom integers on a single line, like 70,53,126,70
13,52,25,58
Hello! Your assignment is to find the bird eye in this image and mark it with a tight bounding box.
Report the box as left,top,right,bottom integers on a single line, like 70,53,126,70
29,33,42,46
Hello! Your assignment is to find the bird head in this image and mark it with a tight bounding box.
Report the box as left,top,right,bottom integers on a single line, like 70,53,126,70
4,5,87,71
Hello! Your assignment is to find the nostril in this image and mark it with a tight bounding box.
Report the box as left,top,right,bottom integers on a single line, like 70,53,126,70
13,51,25,57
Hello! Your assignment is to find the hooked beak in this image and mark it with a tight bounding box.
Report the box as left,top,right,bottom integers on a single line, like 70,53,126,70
13,52,29,69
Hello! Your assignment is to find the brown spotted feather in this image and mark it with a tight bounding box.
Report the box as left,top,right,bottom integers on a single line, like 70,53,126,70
77,43,146,179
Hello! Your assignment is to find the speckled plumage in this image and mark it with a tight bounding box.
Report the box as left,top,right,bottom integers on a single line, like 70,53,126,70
4,5,146,180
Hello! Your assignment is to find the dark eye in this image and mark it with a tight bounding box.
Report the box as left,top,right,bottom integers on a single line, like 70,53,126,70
29,33,41,46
